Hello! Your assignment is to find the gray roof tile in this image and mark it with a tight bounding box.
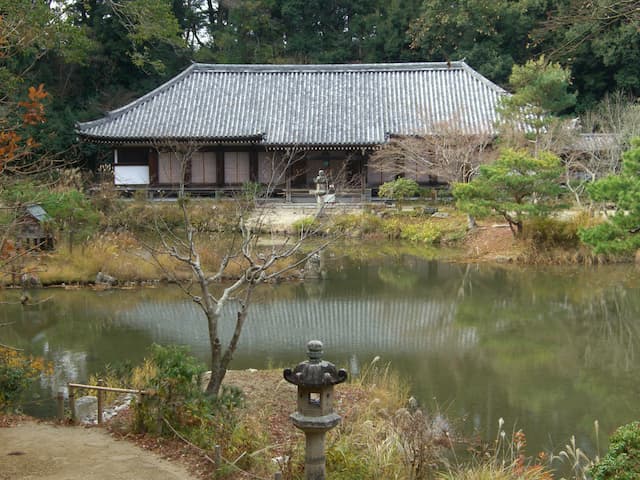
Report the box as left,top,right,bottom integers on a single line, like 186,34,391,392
77,62,507,147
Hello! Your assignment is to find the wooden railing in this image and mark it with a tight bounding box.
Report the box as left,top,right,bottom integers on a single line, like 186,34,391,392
57,380,148,425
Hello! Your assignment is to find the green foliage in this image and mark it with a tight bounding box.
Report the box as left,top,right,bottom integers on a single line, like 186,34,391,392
591,421,640,480
381,217,443,244
382,216,442,245
131,344,253,458
105,200,238,234
0,347,48,411
292,216,320,234
538,0,640,109
453,149,564,236
498,56,577,135
580,138,640,254
525,216,584,249
1,182,100,242
241,181,264,201
409,0,548,84
327,441,380,479
378,178,421,202
329,213,384,237
119,0,186,74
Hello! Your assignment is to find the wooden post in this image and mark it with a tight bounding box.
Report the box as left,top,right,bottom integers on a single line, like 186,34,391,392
56,390,64,420
68,385,76,424
214,444,221,467
135,392,146,433
97,379,104,425
274,472,282,480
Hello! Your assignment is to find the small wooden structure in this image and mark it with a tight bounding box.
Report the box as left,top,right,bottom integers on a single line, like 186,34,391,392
17,204,54,250
61,381,148,425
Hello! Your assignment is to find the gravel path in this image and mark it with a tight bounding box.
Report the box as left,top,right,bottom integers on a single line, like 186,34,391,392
0,421,198,480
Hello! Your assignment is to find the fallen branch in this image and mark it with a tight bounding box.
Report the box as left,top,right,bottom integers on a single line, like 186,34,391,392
161,417,272,480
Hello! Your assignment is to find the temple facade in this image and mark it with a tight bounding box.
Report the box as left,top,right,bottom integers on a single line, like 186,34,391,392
77,62,506,199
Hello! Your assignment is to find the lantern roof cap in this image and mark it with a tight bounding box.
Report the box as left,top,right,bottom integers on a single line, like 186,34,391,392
283,341,347,387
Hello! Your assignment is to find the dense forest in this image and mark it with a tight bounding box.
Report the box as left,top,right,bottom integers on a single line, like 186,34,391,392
1,0,639,167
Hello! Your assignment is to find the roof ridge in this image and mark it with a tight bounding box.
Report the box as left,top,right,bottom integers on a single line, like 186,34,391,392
458,62,508,95
191,61,467,73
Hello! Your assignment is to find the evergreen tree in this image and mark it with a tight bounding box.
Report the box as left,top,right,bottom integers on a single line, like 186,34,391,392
497,56,577,139
453,149,564,237
580,138,640,255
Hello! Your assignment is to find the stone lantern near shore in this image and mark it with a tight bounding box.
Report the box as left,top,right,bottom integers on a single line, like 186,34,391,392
284,340,347,480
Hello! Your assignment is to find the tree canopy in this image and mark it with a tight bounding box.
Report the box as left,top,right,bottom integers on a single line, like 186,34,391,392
580,138,640,255
453,149,564,237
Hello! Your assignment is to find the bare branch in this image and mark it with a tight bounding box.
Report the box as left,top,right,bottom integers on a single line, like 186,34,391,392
369,119,494,185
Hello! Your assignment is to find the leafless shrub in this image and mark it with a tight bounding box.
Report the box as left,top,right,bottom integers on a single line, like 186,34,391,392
393,407,453,479
369,120,494,186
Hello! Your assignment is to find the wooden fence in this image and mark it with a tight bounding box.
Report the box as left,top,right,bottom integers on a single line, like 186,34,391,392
57,380,148,425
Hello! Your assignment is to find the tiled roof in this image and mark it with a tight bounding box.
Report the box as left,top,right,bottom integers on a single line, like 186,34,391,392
25,205,50,222
77,62,507,147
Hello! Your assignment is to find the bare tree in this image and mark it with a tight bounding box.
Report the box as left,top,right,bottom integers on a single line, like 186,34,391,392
368,120,494,186
555,93,639,205
144,148,333,396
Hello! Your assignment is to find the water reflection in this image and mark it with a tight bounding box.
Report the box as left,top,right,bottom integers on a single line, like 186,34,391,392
1,258,640,458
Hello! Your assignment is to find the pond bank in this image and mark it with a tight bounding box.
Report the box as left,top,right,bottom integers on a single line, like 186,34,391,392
4,202,627,288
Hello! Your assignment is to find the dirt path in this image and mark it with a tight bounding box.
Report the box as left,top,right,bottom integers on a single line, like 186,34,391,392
0,421,198,480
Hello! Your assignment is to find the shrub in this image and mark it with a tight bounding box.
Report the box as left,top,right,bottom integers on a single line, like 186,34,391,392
132,344,208,433
399,221,442,244
381,217,442,244
0,347,49,411
329,213,384,237
378,178,421,203
128,344,262,471
241,181,264,200
292,216,319,234
525,216,580,249
591,421,640,480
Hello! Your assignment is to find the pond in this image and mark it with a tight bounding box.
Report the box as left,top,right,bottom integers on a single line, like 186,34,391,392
2,252,640,459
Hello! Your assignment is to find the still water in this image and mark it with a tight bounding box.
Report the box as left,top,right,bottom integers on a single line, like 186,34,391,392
2,253,640,457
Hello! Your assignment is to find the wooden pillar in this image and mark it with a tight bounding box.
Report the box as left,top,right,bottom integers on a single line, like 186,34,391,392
216,149,225,188
249,149,259,183
148,148,158,186
359,150,366,201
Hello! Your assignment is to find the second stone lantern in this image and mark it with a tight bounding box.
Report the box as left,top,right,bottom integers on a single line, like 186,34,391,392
283,340,347,480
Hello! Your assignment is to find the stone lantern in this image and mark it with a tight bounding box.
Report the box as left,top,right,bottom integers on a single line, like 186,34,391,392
314,170,328,205
284,340,347,480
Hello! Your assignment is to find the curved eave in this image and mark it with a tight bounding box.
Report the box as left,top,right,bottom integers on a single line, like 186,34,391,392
77,133,265,146
263,142,380,151
77,133,381,150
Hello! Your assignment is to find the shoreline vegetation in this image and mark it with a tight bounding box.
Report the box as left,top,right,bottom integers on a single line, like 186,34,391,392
0,358,608,480
1,197,631,289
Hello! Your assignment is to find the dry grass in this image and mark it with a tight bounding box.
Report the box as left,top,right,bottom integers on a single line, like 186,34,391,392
27,232,184,285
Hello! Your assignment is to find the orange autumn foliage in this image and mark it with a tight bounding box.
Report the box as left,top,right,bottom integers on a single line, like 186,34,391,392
0,84,48,172
18,84,48,125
